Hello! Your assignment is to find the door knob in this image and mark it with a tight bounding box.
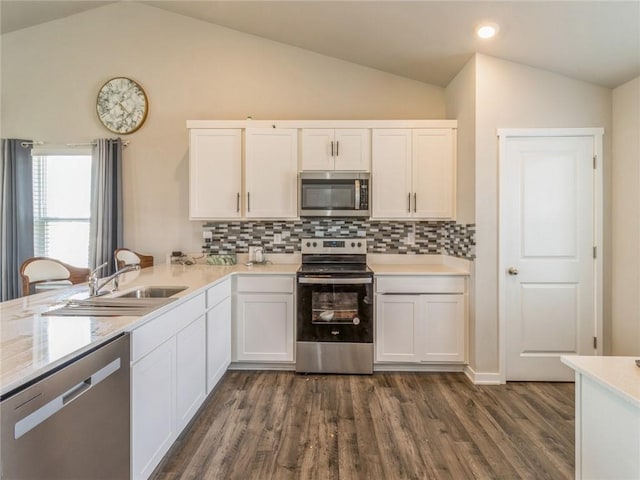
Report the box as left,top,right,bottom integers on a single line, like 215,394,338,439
508,267,519,275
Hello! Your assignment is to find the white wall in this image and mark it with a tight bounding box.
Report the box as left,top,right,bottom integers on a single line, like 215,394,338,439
1,2,446,261
445,56,477,369
473,54,612,374
611,76,640,356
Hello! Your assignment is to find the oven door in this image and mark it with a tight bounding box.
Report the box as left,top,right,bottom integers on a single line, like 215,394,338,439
296,276,373,342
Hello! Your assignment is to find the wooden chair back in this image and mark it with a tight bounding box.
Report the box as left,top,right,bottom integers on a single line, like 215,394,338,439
114,248,154,270
20,257,91,296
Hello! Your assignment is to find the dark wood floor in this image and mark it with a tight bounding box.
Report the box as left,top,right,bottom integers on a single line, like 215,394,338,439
151,372,575,480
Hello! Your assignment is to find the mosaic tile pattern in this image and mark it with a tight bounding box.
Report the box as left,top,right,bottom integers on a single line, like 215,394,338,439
202,219,475,259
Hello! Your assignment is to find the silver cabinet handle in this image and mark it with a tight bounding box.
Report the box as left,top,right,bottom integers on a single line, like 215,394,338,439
336,141,339,157
508,267,519,275
330,141,334,157
408,193,411,213
236,192,240,213
414,193,417,213
247,192,250,212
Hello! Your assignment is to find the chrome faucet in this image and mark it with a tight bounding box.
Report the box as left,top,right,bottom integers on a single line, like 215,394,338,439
89,262,140,297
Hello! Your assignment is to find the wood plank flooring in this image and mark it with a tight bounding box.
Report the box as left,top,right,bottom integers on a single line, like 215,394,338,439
151,372,574,480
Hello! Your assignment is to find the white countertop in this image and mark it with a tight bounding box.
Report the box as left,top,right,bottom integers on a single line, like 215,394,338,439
368,263,469,275
561,355,640,409
0,262,298,397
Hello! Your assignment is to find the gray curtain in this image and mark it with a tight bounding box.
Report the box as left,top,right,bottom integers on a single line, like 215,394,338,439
0,139,34,301
89,138,123,276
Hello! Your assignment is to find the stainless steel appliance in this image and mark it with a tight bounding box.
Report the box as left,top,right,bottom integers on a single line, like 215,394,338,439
299,172,370,217
296,238,373,374
1,333,130,480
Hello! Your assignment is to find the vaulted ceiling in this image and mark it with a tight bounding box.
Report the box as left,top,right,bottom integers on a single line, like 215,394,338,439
2,1,639,88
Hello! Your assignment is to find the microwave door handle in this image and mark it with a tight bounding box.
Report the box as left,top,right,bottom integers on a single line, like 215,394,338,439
355,180,360,210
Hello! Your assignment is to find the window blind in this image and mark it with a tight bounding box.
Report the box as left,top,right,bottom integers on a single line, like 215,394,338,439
32,153,92,267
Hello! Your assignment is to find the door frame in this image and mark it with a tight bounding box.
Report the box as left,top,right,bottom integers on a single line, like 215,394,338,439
498,128,604,383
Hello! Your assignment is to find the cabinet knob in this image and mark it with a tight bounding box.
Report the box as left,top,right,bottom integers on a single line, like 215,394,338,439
508,267,519,275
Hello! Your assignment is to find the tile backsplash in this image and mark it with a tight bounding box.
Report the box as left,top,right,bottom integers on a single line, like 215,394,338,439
202,219,475,259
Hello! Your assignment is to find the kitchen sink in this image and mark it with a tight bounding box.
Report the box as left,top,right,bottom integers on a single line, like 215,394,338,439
43,296,178,317
115,286,188,299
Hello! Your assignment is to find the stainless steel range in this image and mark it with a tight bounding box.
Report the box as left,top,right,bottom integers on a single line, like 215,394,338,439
296,238,373,374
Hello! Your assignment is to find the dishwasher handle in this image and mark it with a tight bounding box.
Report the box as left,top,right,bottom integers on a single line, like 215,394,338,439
13,357,121,440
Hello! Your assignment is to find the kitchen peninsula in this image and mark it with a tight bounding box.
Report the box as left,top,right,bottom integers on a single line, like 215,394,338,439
561,355,640,479
1,256,470,479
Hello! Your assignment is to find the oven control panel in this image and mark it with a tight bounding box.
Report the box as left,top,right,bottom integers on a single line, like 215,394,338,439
301,238,367,255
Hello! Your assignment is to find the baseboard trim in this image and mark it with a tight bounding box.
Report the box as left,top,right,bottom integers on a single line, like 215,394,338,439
374,363,466,373
229,362,295,371
464,365,503,385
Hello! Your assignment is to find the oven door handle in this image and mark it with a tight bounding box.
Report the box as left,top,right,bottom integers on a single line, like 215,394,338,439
298,277,372,285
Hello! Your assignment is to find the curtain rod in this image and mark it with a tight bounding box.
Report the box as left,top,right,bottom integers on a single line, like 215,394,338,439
21,140,130,148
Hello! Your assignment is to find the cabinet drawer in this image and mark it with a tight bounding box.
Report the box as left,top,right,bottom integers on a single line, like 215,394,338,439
236,275,294,293
132,294,206,363
206,279,231,309
376,276,465,294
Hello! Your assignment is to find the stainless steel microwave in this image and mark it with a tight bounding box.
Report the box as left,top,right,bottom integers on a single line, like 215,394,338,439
299,172,370,217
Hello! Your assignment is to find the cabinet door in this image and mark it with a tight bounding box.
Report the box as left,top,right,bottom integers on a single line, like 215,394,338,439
420,294,466,362
132,338,176,480
189,129,242,219
176,315,207,432
245,128,298,218
412,129,456,219
334,129,370,171
206,296,231,394
371,129,412,219
235,293,294,362
375,295,421,362
301,129,335,170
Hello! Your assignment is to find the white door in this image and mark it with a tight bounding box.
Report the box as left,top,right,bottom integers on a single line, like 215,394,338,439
501,132,601,381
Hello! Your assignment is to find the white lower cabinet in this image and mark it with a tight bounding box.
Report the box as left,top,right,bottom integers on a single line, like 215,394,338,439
233,276,295,362
176,315,206,433
131,294,207,480
132,338,176,480
206,288,232,393
375,276,467,364
375,295,421,362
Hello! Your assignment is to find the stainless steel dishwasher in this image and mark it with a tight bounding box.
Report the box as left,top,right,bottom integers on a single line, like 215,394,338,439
1,333,130,479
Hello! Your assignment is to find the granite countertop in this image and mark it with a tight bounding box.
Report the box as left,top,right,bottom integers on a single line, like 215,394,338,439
0,262,298,398
561,355,640,408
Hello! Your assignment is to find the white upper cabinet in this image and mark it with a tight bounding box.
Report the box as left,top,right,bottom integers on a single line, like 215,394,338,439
301,129,370,171
189,129,242,220
245,128,298,219
372,128,456,220
371,129,413,218
412,129,456,219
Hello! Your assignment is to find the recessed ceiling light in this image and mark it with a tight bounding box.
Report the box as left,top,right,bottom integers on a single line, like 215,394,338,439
476,23,499,39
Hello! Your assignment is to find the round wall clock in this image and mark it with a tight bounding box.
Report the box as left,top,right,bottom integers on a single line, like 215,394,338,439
96,77,148,134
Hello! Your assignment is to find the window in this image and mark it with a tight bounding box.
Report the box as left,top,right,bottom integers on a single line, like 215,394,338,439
32,150,92,267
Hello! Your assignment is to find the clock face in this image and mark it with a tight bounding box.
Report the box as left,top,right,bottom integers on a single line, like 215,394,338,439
96,77,148,134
